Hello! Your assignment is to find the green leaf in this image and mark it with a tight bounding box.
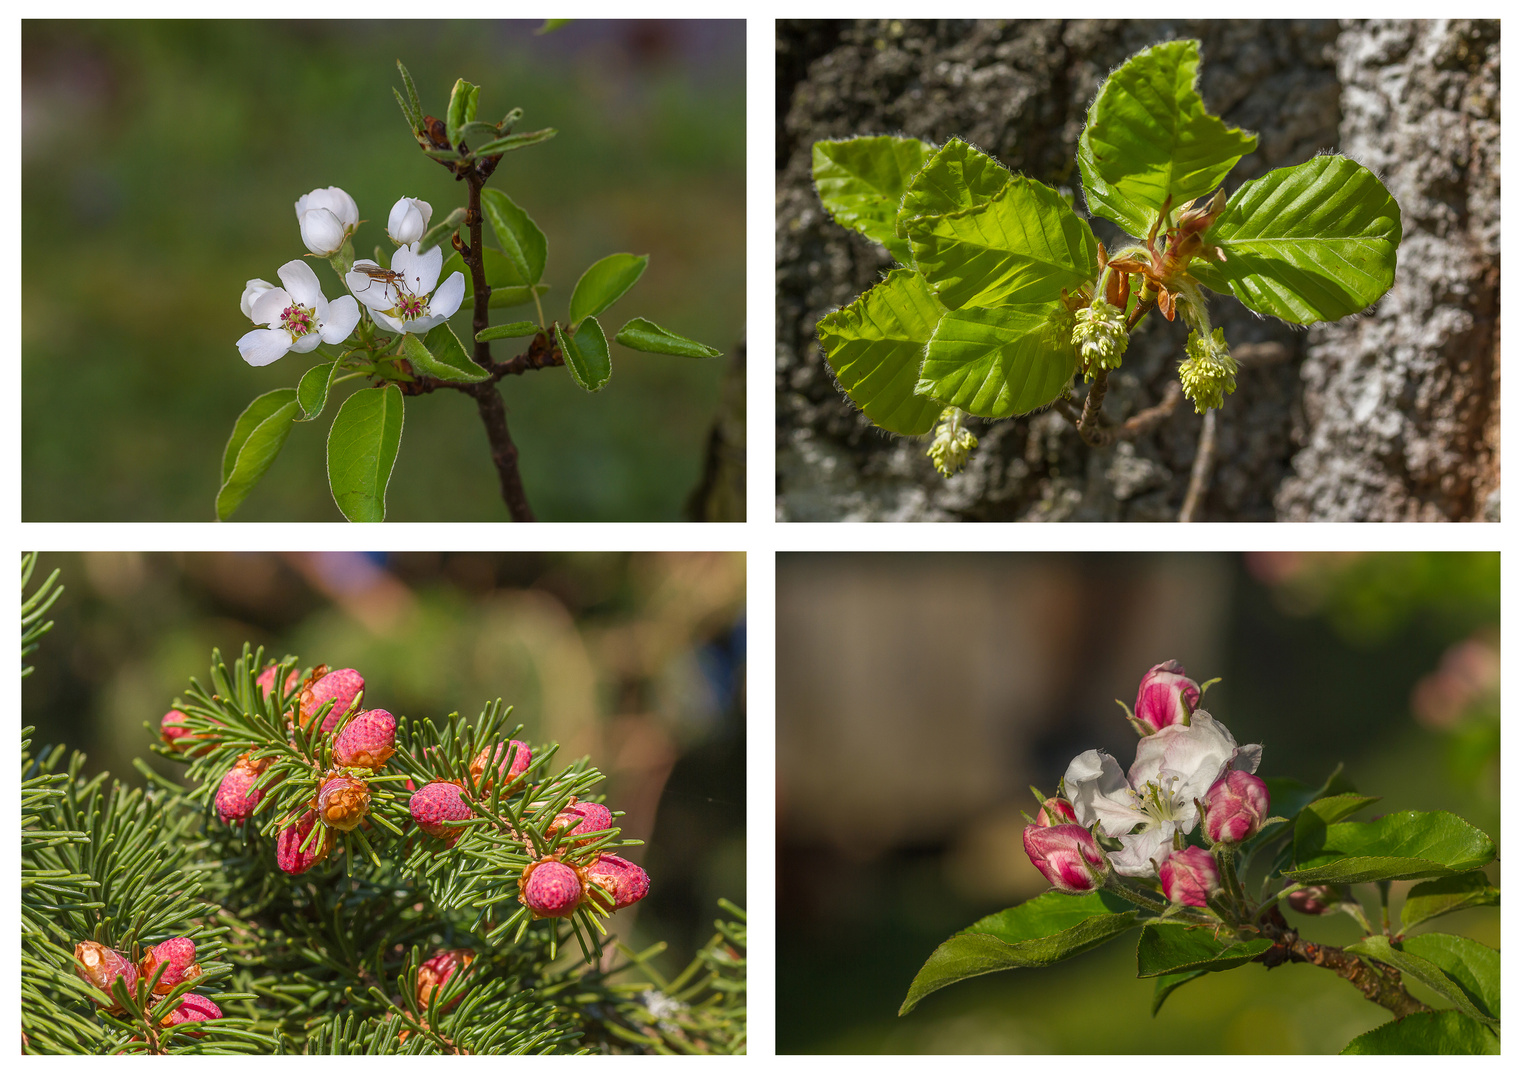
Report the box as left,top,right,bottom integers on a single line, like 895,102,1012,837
569,253,649,325
400,324,488,383
1086,39,1257,219
1247,764,1360,857
556,317,612,392
396,60,422,126
1151,969,1208,1017
445,248,533,293
1077,94,1157,237
1136,923,1272,977
812,136,936,264
1400,872,1500,933
614,317,721,358
295,361,337,422
1345,936,1497,1023
816,268,946,437
475,321,541,343
418,207,467,255
480,188,548,286
896,136,1012,237
1290,809,1496,885
1194,155,1402,323
445,78,479,147
1399,935,1500,1020
901,891,1138,1015
392,88,418,135
216,390,299,521
906,177,1098,310
475,127,557,156
488,285,549,309
326,385,404,523
917,304,1075,418
1342,1009,1500,1054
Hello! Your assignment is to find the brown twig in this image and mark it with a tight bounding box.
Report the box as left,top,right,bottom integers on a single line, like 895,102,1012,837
1178,407,1217,522
1075,369,1111,446
1258,908,1429,1019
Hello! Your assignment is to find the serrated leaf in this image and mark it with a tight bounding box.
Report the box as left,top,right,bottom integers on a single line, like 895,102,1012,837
1345,935,1497,1023
216,390,299,521
1077,94,1158,236
614,318,721,358
475,127,557,156
480,188,547,286
1086,39,1257,218
901,891,1138,1015
896,137,1012,237
1341,1009,1499,1055
1151,969,1208,1017
296,361,337,421
1247,764,1360,857
816,268,946,436
1136,923,1272,977
326,385,404,523
1194,155,1402,323
813,136,936,264
475,321,541,343
917,304,1075,417
1400,872,1500,933
1290,809,1496,885
556,317,611,392
400,324,487,383
906,177,1098,310
569,253,648,325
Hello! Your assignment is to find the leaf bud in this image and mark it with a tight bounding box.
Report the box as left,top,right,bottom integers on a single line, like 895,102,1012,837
333,709,397,769
409,782,472,844
316,774,371,832
299,668,365,732
139,937,200,994
584,854,650,909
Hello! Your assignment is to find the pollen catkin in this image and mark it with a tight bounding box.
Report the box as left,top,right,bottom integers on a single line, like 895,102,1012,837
927,407,979,479
1178,327,1238,413
1071,296,1129,377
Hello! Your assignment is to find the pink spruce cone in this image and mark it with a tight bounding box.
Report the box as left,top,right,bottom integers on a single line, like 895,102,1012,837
415,948,475,1012
161,709,220,756
139,937,200,994
470,740,532,789
255,664,302,699
1160,846,1221,908
1134,660,1202,732
276,811,332,874
299,668,365,732
520,860,584,918
409,782,472,843
75,941,138,1001
333,709,397,769
584,854,650,909
316,774,371,832
550,801,613,845
161,992,222,1029
215,757,266,824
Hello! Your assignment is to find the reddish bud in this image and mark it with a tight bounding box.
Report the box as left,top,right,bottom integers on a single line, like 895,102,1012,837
139,937,199,994
1160,846,1220,907
1203,770,1270,843
333,709,396,769
255,665,301,699
409,782,472,843
1134,660,1201,732
75,941,138,1002
161,992,222,1029
160,709,219,756
1287,884,1341,915
520,859,584,918
1022,824,1105,893
299,668,364,732
550,801,613,846
1035,795,1078,827
415,948,475,1013
470,740,532,789
584,854,650,910
276,811,332,875
214,757,266,825
316,774,371,832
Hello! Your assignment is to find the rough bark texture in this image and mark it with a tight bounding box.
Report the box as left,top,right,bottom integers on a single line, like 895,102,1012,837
775,19,1500,521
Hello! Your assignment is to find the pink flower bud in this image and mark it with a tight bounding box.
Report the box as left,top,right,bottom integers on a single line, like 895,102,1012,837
520,859,584,918
1134,660,1201,732
1022,824,1105,893
161,992,222,1029
1286,885,1340,915
299,668,365,732
1159,846,1220,907
75,941,138,1002
1203,770,1270,843
409,782,472,844
549,801,613,846
584,854,650,909
415,948,475,1012
1035,795,1078,827
139,937,199,994
276,810,332,874
215,757,267,824
316,774,371,832
333,709,397,769
470,740,532,789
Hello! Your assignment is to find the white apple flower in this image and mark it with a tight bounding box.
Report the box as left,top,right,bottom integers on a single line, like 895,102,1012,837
295,186,359,257
1063,710,1262,878
387,197,432,247
345,243,464,335
236,260,361,367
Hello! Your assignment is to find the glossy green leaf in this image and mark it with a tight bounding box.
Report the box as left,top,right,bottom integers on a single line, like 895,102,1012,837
1077,93,1157,236
556,317,612,392
475,321,541,342
906,177,1098,310
401,324,487,383
901,891,1138,1015
813,136,936,264
1194,155,1402,323
1290,809,1496,885
569,253,648,325
475,127,557,156
480,188,547,286
1136,924,1272,977
896,137,1012,237
1341,1010,1500,1054
326,385,404,523
1151,969,1208,1017
918,305,1076,418
445,78,479,148
1345,935,1497,1023
1086,40,1257,218
216,390,299,521
816,268,946,436
614,318,721,358
295,361,337,422
1400,872,1500,933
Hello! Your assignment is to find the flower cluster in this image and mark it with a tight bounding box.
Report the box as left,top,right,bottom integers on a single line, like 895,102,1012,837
927,406,980,478
1071,295,1129,377
1177,326,1239,414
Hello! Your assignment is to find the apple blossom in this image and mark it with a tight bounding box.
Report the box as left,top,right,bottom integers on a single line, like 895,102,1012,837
295,186,359,257
1063,709,1261,877
1022,823,1105,893
1134,660,1201,732
345,244,464,335
1203,769,1270,843
387,196,432,247
236,260,361,367
1035,794,1078,827
1159,846,1219,907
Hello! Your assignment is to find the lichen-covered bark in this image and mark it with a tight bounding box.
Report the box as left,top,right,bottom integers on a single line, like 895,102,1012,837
775,19,1499,521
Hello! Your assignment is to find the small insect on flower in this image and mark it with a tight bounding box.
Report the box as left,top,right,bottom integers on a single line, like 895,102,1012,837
351,264,408,302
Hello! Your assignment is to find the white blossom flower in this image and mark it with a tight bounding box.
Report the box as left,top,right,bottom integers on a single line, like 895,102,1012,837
295,186,359,257
386,197,432,247
236,260,361,367
345,243,464,335
240,278,276,321
1063,710,1262,878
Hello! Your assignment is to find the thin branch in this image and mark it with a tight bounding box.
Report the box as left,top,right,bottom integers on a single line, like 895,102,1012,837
1076,369,1111,446
1178,408,1217,522
1258,908,1429,1019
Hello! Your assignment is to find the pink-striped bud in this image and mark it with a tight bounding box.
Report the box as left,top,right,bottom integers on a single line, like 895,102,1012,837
299,668,364,732
470,740,532,789
1159,846,1220,907
1022,824,1105,893
584,854,651,909
415,948,475,1012
549,801,613,846
255,665,301,699
1134,660,1201,732
520,859,584,918
1203,770,1269,843
409,782,472,843
1287,884,1340,915
276,811,332,874
333,709,396,769
161,992,222,1029
1036,795,1078,827
316,774,371,832
214,757,267,824
139,937,200,994
75,941,137,1001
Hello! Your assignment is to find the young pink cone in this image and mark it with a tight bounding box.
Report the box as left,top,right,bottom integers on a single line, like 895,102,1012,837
520,859,584,918
255,665,301,699
333,709,396,769
1022,823,1105,893
1287,884,1341,915
584,854,650,909
470,740,532,789
161,992,222,1029
1159,846,1220,907
75,941,138,1001
316,774,371,832
214,758,266,824
276,811,332,874
409,782,472,843
161,709,220,756
1134,660,1201,732
1203,770,1270,843
415,948,475,1012
550,801,613,845
299,668,364,732
139,937,200,994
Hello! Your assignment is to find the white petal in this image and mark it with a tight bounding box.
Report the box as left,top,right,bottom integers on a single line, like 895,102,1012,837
402,313,445,334
240,278,275,320
1128,709,1238,802
278,259,325,306
346,262,396,310
1231,743,1263,774
1107,824,1176,879
320,296,361,343
396,242,442,293
289,332,320,354
299,208,345,256
250,287,292,326
1064,749,1145,837
372,310,405,334
237,327,291,367
429,271,465,319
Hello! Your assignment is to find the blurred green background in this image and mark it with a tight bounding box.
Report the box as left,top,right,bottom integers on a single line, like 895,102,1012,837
23,551,746,966
776,552,1499,1053
22,21,744,521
